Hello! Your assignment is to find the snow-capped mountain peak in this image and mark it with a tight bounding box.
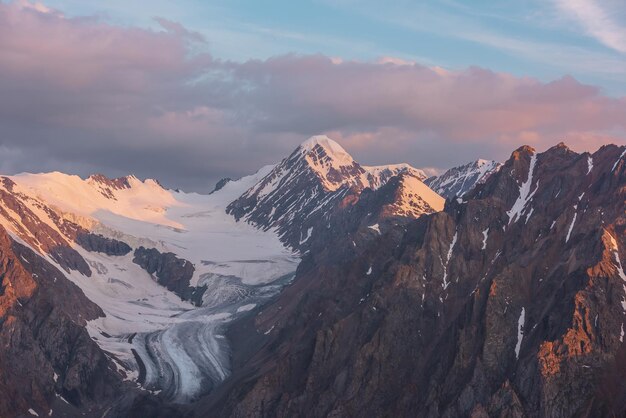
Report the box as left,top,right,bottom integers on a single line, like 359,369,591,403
294,135,364,192
299,135,354,165
297,135,431,192
228,135,443,249
425,159,502,199
10,171,178,227
294,136,427,192
381,174,445,219
363,163,427,188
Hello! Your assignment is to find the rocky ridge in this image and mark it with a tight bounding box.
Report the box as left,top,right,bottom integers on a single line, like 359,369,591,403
204,142,626,418
425,159,501,199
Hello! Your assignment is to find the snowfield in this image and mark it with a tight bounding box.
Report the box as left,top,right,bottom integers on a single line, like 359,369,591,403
4,168,298,402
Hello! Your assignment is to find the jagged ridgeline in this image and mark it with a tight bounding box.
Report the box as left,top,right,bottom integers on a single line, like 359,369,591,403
2,136,623,417
202,143,626,418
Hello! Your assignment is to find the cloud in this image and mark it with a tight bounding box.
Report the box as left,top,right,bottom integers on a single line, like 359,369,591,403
154,17,206,44
13,0,53,14
554,0,626,54
365,2,626,78
0,1,624,191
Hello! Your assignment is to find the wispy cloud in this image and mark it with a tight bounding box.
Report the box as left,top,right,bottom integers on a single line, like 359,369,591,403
354,2,626,78
459,27,626,77
554,0,626,54
317,0,626,95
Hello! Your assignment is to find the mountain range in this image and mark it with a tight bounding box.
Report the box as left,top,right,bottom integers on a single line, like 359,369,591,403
0,136,624,417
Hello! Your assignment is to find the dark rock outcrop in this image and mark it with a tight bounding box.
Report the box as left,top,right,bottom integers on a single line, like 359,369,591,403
87,174,132,199
76,232,132,256
0,226,123,417
211,178,232,194
133,247,206,306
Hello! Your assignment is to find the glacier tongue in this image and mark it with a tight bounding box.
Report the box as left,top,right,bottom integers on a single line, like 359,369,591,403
4,168,298,403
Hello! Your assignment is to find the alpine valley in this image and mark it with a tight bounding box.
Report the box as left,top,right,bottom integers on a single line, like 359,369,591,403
1,136,626,418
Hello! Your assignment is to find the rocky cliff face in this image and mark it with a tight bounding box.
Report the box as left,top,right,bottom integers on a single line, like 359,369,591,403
0,177,92,276
87,174,132,199
204,143,626,417
76,232,132,256
0,226,124,417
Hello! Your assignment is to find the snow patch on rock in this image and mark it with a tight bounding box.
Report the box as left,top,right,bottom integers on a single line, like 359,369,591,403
507,154,538,224
515,307,525,359
481,228,489,250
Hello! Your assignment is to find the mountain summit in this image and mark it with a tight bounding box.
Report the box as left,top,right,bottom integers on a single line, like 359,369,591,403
296,135,426,191
228,135,438,249
294,135,368,191
299,135,355,167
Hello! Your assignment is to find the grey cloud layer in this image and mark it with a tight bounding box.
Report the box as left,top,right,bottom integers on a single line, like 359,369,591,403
0,2,625,191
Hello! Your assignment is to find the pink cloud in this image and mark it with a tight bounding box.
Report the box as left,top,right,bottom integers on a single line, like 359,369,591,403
0,1,624,191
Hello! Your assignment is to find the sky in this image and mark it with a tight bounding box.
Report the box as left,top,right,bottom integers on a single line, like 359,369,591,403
0,0,625,191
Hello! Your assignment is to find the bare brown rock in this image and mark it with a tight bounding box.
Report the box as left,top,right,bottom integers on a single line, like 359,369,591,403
200,143,626,418
0,226,123,417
